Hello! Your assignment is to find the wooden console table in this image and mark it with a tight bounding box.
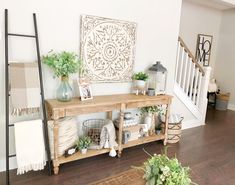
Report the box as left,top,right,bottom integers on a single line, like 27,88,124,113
46,94,172,174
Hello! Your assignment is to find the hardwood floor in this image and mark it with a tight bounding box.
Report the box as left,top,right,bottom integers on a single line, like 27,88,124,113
1,108,235,185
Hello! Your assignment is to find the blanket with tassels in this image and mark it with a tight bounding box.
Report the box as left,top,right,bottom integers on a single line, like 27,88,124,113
9,62,41,116
14,119,46,175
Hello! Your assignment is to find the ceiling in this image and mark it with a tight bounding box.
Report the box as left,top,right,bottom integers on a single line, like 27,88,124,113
185,0,235,10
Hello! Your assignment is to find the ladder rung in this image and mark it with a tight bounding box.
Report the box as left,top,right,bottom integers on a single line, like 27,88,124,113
8,154,16,158
8,33,36,38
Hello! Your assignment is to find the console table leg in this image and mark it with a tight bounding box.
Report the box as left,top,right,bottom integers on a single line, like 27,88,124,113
118,151,122,158
53,160,59,174
163,139,167,146
118,104,125,158
53,120,60,174
163,104,170,146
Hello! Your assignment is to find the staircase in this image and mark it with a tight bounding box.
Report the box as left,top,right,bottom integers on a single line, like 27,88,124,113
174,37,211,128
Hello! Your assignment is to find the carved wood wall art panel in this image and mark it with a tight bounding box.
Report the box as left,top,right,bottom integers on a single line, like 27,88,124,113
80,15,137,83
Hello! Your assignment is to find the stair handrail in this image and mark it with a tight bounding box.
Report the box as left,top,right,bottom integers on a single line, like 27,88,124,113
178,36,205,76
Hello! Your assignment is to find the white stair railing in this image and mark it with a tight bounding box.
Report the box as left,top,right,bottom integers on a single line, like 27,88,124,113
175,37,211,121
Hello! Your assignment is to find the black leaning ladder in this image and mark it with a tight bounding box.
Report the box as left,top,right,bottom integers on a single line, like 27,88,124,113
4,9,52,185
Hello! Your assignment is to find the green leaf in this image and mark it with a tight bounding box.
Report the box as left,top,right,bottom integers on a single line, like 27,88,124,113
42,51,81,78
132,72,149,81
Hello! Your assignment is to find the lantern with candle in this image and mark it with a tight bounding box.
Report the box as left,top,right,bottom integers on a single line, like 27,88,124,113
148,61,167,95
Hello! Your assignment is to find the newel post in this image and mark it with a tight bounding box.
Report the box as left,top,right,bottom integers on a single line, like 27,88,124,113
199,66,211,123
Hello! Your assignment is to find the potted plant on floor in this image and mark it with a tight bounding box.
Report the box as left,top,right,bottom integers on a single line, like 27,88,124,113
132,72,149,89
42,51,81,102
76,136,92,154
136,148,196,185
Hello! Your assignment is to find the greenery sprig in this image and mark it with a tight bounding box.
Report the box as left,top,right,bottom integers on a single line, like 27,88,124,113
132,72,149,81
134,147,196,185
76,136,92,150
140,106,163,116
42,50,81,78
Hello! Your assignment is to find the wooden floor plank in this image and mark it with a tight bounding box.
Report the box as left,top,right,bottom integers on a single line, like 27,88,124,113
1,108,235,185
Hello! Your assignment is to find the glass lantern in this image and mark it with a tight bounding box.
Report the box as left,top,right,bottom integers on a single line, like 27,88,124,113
148,61,167,95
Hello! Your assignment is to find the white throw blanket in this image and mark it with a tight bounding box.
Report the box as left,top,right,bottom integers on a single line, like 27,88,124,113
14,119,46,175
99,120,118,149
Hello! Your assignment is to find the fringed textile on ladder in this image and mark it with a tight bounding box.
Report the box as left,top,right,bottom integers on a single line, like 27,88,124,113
14,119,46,175
9,62,41,116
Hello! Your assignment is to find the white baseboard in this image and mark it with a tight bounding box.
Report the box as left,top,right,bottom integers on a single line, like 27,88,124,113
182,119,205,130
0,157,17,172
228,104,235,111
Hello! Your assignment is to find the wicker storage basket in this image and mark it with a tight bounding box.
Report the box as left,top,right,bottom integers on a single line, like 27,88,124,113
167,121,182,143
161,114,183,144
83,119,108,145
216,93,230,111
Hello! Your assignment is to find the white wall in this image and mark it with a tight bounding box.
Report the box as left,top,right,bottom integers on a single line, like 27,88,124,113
0,0,183,171
179,1,235,109
214,9,235,108
179,0,222,77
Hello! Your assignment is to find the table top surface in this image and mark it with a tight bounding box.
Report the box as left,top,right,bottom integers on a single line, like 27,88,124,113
46,93,173,110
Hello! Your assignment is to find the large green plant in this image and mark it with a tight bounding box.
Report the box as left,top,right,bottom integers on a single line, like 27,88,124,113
42,51,80,77
137,148,196,185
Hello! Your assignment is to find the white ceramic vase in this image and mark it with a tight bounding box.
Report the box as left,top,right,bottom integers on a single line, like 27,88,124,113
144,113,152,130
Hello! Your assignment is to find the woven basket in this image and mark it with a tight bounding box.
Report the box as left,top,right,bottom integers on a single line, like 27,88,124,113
167,122,182,143
160,115,183,144
48,117,78,158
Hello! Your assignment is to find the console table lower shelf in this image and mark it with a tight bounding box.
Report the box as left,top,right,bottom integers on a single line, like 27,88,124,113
58,133,165,165
46,94,172,174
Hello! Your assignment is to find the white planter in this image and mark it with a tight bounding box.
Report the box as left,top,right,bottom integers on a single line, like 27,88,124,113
135,80,146,89
81,148,87,154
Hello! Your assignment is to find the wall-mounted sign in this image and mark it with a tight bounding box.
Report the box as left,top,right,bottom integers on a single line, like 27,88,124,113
195,34,213,66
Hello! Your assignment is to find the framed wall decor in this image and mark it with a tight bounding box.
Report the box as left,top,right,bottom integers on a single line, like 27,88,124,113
78,80,93,101
80,15,137,83
195,34,213,66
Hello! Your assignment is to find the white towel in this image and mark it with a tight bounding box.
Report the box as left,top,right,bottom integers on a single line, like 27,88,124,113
14,119,46,175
